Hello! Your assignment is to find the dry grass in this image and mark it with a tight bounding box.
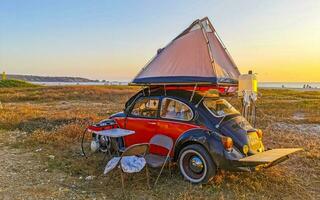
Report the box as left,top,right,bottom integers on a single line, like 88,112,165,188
0,86,319,199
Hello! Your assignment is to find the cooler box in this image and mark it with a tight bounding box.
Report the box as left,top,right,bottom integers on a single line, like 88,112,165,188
238,73,258,96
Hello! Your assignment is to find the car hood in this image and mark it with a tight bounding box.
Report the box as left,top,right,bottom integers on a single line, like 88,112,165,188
219,115,255,149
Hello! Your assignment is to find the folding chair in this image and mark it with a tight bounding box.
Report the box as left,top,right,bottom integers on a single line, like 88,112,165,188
146,134,173,186
104,143,150,190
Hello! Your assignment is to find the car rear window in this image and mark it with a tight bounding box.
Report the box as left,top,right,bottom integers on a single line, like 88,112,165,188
160,98,193,121
204,98,239,117
131,98,159,118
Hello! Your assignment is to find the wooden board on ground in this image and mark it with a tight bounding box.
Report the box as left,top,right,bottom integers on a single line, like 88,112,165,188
239,148,302,163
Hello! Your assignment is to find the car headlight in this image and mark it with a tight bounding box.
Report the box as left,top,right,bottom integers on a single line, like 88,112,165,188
221,136,233,151
243,145,249,155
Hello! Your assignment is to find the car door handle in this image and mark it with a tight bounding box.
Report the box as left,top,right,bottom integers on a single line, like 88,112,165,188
148,122,157,125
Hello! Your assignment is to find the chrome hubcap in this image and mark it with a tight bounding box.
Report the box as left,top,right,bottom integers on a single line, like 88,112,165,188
189,155,204,173
180,149,207,183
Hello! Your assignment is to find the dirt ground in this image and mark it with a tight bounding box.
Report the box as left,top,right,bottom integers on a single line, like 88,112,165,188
0,86,319,200
0,131,71,200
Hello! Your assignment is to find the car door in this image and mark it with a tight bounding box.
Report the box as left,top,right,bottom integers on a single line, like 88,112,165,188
123,97,159,147
155,97,200,155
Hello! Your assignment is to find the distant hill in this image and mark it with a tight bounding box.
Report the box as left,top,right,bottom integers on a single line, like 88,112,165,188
6,74,96,82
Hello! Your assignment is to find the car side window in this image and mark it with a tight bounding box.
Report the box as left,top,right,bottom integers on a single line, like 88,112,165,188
131,97,159,118
160,98,193,121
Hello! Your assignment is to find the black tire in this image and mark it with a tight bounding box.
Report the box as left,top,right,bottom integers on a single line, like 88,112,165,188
178,144,216,184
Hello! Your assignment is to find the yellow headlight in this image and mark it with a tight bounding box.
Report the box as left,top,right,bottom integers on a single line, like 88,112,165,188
243,145,249,155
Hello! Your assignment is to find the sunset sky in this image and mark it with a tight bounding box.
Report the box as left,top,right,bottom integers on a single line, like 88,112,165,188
0,0,319,82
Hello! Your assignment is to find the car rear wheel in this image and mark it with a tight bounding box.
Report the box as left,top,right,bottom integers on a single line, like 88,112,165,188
178,144,216,184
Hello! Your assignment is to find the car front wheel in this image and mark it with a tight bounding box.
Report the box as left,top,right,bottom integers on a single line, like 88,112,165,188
178,144,216,184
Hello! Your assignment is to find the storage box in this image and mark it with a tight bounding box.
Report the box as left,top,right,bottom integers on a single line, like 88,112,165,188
238,73,257,96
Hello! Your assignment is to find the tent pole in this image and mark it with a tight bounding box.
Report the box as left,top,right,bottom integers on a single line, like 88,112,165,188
189,84,198,102
199,20,218,80
173,19,200,41
206,19,239,73
195,93,207,108
133,20,202,84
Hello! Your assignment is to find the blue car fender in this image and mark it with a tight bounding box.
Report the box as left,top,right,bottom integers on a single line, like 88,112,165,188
173,128,227,168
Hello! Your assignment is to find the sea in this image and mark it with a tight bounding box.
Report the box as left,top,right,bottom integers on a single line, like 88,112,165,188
32,81,320,89
258,82,320,89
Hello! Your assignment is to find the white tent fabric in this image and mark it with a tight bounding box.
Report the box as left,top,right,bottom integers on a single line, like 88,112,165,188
207,32,239,79
132,17,240,85
137,29,213,78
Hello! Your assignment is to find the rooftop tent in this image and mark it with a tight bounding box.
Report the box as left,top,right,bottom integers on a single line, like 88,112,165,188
131,17,241,85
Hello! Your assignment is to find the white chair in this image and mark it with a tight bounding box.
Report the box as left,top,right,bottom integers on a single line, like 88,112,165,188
104,143,150,189
146,134,173,186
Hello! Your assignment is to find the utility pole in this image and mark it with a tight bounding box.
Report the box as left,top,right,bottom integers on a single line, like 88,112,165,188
0,71,4,109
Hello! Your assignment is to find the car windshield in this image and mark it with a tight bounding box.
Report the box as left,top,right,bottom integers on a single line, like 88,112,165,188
203,98,239,117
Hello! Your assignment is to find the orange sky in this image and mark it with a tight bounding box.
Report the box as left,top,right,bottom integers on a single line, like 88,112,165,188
0,1,319,82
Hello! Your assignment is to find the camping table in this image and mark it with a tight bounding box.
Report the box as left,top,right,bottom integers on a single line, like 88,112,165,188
92,128,135,156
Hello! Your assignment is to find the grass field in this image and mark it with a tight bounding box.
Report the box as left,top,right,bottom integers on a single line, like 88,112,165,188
0,79,39,88
0,85,319,199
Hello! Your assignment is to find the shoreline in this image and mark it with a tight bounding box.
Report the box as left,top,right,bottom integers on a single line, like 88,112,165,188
259,87,320,91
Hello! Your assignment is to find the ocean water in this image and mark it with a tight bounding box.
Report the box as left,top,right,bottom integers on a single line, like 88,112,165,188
259,82,320,89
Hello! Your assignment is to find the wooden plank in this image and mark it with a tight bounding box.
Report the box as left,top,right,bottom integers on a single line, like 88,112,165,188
239,148,302,163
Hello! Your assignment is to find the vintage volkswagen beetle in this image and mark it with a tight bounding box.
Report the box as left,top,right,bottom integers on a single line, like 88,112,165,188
83,18,301,183
85,87,299,184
